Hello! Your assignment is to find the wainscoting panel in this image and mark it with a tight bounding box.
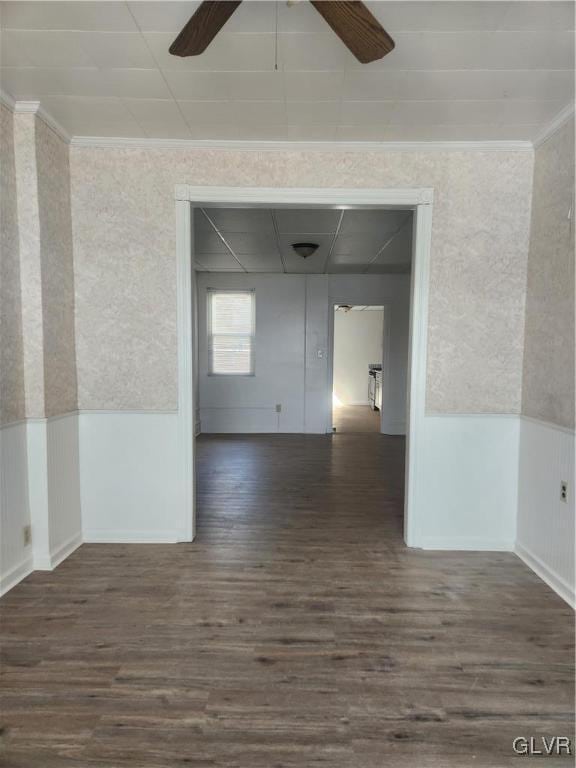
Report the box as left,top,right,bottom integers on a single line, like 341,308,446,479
79,412,183,542
517,417,575,607
46,414,82,566
412,414,520,550
0,422,32,595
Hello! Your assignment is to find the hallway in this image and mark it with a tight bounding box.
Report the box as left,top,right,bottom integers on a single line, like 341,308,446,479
0,435,573,767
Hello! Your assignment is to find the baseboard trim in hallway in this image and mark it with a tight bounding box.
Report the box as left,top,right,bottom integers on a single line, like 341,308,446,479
516,541,575,608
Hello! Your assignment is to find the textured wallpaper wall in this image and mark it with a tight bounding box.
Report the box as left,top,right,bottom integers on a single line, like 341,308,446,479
0,104,25,426
1,109,78,424
522,117,575,430
70,146,533,414
36,119,78,419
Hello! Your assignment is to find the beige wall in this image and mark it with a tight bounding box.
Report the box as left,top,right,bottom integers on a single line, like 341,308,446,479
69,146,533,414
36,119,78,418
0,104,25,426
1,108,78,423
522,117,575,430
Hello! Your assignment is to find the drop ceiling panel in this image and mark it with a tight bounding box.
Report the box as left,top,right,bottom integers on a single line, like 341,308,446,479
225,233,279,256
194,228,229,256
340,210,409,235
237,254,283,273
207,209,275,235
124,98,191,139
195,253,243,271
274,209,341,234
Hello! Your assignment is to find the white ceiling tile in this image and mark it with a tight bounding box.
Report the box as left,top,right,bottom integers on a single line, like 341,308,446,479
340,101,397,125
280,33,356,71
103,69,172,99
332,234,385,262
195,226,229,255
225,233,278,256
178,100,235,125
375,225,413,266
83,31,157,69
275,209,341,234
233,101,286,125
236,254,283,273
0,66,172,99
277,2,327,34
286,100,341,125
352,31,575,71
123,99,191,139
224,2,276,34
0,30,94,67
194,253,244,271
0,1,138,31
498,1,575,31
367,1,505,32
390,99,567,126
225,71,284,100
128,2,200,33
163,71,231,100
39,96,144,137
208,209,275,235
340,211,410,236
146,32,276,71
284,71,345,100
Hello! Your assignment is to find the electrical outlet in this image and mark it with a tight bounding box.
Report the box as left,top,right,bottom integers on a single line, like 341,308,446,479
275,404,282,413
23,525,32,546
560,481,568,502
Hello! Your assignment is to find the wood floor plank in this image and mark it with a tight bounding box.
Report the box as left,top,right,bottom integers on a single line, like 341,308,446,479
0,434,573,766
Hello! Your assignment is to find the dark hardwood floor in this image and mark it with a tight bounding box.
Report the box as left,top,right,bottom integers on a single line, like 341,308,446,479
0,434,574,767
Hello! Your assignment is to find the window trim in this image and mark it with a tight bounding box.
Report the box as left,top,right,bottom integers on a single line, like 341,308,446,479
207,288,256,377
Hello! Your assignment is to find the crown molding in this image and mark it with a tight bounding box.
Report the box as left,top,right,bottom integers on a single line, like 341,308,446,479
69,135,534,152
0,89,16,111
13,100,70,144
533,103,575,149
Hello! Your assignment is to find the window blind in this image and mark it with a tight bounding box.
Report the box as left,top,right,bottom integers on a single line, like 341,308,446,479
208,290,255,375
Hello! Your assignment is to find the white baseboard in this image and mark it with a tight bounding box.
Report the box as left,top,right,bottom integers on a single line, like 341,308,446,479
0,556,33,596
83,529,183,543
516,543,575,609
51,531,82,568
417,536,514,552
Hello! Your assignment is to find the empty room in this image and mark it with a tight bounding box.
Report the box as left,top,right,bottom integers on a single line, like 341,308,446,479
0,1,574,766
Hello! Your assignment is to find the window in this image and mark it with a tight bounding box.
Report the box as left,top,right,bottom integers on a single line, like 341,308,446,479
208,290,255,375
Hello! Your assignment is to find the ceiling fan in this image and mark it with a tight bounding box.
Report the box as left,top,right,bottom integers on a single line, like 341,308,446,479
169,1,395,64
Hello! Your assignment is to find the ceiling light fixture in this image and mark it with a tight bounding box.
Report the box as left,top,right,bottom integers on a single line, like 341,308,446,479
292,242,319,259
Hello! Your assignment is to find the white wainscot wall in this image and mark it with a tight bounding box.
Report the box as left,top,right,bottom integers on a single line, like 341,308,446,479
516,417,575,607
79,411,183,542
410,414,520,550
0,421,32,594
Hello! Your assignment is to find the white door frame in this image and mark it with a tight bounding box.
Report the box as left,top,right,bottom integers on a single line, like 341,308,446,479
175,186,434,546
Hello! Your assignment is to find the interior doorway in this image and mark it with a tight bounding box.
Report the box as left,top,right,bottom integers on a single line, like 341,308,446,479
175,186,434,546
332,304,385,433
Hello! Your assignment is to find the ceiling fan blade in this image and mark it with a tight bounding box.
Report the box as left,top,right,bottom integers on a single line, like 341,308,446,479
169,0,242,57
309,1,394,63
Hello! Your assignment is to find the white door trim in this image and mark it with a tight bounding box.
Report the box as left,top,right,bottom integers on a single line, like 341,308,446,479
175,186,434,547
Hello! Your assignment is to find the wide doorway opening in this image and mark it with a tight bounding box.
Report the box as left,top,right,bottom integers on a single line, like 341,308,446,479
175,187,433,546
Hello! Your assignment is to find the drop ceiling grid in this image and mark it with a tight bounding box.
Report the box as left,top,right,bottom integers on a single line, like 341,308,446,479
194,208,413,274
0,1,574,141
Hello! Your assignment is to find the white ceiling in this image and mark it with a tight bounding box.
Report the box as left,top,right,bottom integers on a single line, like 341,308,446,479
0,1,574,142
194,207,413,273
